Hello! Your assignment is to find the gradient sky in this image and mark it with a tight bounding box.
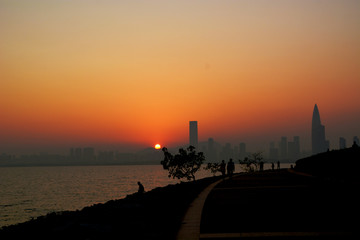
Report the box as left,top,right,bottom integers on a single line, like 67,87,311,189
1,0,360,154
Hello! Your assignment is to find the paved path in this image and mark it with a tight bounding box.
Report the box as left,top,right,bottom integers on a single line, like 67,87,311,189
179,170,360,239
176,177,228,240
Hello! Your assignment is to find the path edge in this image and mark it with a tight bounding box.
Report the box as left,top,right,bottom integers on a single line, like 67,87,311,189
176,177,227,240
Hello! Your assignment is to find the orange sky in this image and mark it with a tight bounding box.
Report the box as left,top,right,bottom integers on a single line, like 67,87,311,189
1,0,360,154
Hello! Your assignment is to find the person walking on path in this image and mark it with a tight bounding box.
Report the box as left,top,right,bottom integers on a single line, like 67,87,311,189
227,159,235,178
277,161,280,170
260,161,264,171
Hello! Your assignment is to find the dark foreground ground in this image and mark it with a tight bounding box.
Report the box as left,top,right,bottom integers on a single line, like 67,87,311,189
201,170,360,240
0,176,221,240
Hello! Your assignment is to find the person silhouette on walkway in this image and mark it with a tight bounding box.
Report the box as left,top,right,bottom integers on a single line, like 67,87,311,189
137,181,145,194
277,161,280,170
220,160,226,177
271,162,275,171
227,159,235,178
260,161,264,171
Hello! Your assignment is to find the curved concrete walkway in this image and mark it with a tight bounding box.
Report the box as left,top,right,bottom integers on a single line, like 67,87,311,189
176,177,228,240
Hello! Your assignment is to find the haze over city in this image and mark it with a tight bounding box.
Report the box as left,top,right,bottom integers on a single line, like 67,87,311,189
1,0,360,156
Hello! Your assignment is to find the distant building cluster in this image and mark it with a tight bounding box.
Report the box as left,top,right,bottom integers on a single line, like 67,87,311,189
68,147,162,165
188,104,359,163
188,121,247,163
189,121,302,163
198,139,248,163
268,136,301,162
0,147,162,167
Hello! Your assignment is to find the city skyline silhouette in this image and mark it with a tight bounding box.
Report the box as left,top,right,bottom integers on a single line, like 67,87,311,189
1,103,359,167
0,103,359,158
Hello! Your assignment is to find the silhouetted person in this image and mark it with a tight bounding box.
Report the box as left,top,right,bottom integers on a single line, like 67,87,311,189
220,160,226,177
260,161,264,171
277,161,280,170
137,181,145,194
227,159,235,178
271,162,275,171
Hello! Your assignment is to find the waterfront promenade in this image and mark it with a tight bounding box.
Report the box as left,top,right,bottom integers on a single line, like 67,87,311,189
178,169,360,240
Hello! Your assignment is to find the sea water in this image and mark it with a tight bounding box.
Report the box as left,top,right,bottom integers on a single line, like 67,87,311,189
0,163,292,227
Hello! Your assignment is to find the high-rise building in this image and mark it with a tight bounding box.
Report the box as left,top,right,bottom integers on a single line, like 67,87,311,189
294,136,300,148
207,138,217,162
189,121,198,149
220,143,233,160
288,136,300,160
269,142,279,160
339,137,346,149
83,147,95,161
70,148,75,160
294,136,300,159
280,137,287,160
75,148,82,161
312,104,328,154
239,142,246,159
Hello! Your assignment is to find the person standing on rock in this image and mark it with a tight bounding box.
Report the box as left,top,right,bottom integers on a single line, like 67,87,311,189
137,181,145,194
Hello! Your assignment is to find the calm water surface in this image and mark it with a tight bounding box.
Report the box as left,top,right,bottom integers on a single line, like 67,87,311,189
0,163,292,227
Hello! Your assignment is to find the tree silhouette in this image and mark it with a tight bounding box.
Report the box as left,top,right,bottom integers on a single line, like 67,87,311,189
161,146,205,181
239,152,264,172
203,163,221,176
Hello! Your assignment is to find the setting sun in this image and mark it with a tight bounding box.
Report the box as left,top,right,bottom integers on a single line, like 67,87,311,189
154,144,161,150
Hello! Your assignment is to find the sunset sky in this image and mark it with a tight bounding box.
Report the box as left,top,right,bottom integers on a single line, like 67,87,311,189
1,0,360,154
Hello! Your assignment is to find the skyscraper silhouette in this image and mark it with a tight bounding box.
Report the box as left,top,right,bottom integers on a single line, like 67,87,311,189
239,142,246,160
207,138,217,162
189,121,198,149
312,104,328,154
280,137,287,160
288,136,300,160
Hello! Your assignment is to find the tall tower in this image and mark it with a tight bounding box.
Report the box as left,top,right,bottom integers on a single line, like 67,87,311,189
280,137,287,160
189,121,198,149
312,104,327,154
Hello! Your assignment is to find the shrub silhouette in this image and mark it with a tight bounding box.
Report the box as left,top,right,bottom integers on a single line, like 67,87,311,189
161,146,205,181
